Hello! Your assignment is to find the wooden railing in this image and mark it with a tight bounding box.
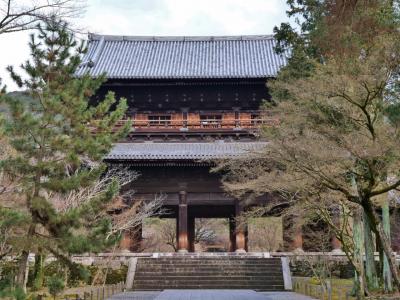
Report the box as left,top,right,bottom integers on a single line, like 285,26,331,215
116,118,278,130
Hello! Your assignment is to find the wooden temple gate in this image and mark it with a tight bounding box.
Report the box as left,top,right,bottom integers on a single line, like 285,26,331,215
80,34,343,253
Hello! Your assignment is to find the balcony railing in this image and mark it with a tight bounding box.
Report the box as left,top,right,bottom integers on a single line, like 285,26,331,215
115,118,278,131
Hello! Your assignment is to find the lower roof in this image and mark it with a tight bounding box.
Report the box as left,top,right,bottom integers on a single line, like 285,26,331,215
105,142,268,161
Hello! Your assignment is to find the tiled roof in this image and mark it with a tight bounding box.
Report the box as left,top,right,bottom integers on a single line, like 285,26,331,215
105,142,268,160
76,34,288,79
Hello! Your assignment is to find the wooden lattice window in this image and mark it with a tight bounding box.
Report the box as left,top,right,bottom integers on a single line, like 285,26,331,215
200,114,222,128
251,114,260,125
148,115,171,127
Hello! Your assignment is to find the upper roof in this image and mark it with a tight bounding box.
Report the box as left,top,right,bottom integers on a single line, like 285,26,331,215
76,34,288,79
105,142,268,161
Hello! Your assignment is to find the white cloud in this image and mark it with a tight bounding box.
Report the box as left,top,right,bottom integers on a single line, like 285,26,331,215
0,0,289,90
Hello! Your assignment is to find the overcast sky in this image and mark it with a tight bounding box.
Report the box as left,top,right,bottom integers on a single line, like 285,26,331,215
0,0,290,90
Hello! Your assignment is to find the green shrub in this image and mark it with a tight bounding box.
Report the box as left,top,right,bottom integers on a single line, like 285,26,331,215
46,276,64,300
0,261,18,288
105,266,128,284
43,261,89,288
43,261,64,278
86,265,127,285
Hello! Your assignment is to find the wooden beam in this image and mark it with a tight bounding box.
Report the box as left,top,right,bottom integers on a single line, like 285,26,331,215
177,191,189,253
234,199,246,253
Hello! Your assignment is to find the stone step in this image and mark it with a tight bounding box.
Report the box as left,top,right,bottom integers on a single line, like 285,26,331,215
136,259,281,265
136,271,282,278
137,263,282,267
136,271,282,276
132,285,285,291
133,282,285,287
141,258,281,263
135,275,283,280
139,256,280,259
131,257,285,291
137,266,281,270
136,268,282,273
137,262,281,266
133,285,285,290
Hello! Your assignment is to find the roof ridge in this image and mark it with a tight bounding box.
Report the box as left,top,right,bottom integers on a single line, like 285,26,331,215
88,33,275,42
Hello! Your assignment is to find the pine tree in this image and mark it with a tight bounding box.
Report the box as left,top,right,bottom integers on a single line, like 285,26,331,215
0,19,130,290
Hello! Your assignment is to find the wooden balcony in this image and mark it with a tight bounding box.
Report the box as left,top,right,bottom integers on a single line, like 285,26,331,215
115,118,278,132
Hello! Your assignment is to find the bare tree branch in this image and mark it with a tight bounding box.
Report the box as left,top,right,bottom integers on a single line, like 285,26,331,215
0,0,86,34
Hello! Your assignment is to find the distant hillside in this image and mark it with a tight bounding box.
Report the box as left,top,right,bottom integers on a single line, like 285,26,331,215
0,91,35,115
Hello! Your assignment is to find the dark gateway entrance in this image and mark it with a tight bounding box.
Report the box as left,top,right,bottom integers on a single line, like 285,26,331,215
105,143,268,253
79,34,342,253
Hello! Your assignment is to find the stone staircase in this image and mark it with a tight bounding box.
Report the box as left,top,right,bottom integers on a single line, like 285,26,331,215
132,256,285,291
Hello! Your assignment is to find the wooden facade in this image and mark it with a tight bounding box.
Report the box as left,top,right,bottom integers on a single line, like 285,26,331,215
94,79,277,141
82,34,342,253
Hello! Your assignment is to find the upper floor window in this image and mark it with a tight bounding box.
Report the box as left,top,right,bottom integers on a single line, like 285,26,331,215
148,114,171,127
200,114,222,128
200,114,222,122
251,113,260,125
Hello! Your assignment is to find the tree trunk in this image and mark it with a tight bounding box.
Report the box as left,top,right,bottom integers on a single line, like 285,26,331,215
375,223,399,288
16,250,30,291
382,200,393,292
362,200,400,289
376,234,384,278
363,211,379,290
352,209,366,300
33,251,45,290
16,224,35,291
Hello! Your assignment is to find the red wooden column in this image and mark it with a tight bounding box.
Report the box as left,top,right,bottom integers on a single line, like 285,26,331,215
120,223,142,252
235,199,246,253
331,235,342,252
229,216,236,252
188,216,195,252
331,210,342,252
245,224,249,252
120,230,134,251
292,223,304,252
177,191,189,253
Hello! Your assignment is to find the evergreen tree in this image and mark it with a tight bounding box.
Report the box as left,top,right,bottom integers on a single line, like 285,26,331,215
0,19,130,290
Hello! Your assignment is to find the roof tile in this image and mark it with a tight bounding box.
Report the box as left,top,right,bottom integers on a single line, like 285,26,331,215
105,142,267,160
77,34,288,79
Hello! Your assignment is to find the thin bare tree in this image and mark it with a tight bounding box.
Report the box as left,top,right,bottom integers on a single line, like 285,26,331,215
0,0,86,34
159,221,178,252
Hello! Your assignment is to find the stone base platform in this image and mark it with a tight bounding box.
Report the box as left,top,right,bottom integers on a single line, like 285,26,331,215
109,290,316,300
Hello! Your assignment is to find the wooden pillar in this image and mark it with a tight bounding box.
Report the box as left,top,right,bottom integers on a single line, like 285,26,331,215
235,199,246,253
234,108,240,128
120,230,134,251
331,235,342,252
188,216,195,252
177,191,188,253
133,224,143,252
331,208,342,252
292,223,303,252
181,108,188,129
120,223,142,252
245,224,249,252
229,216,236,252
283,214,304,252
